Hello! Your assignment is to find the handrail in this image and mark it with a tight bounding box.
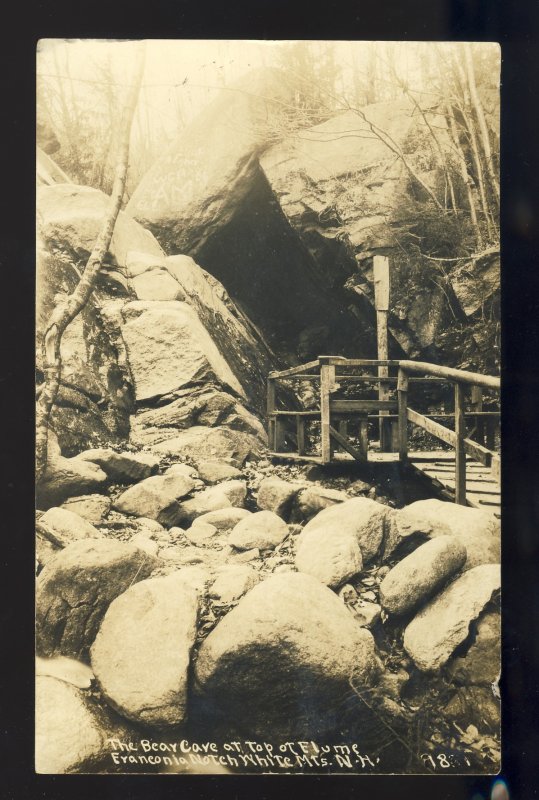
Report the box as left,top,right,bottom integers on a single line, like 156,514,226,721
398,360,500,390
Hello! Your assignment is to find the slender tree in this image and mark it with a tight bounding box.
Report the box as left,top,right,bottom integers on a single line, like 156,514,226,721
36,43,146,481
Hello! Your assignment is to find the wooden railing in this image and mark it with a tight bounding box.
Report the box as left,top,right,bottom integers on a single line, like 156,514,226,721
396,360,500,504
267,356,500,506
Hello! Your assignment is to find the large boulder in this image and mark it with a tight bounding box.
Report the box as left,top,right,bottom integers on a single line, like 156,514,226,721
90,573,199,728
129,386,265,448
120,301,245,401
403,564,501,672
151,426,262,468
38,507,103,547
74,448,159,483
256,477,303,519
112,472,197,527
196,461,243,485
131,267,186,301
295,497,389,587
379,536,467,617
228,510,289,551
127,68,295,255
37,448,108,509
36,539,159,660
402,499,500,570
36,676,135,773
37,183,164,270
194,572,381,739
445,609,501,686
164,255,275,409
174,480,247,526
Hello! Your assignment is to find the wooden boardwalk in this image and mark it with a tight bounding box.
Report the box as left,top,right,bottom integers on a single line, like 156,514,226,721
408,452,501,516
270,448,501,517
268,356,500,513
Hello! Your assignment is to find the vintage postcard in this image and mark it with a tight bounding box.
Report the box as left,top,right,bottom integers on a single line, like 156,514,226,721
35,39,501,775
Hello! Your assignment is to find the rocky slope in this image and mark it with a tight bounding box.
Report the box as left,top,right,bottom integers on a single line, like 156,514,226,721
36,447,501,774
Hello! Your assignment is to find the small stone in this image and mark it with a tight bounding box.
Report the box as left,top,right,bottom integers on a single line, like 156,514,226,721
209,565,259,604
228,510,289,551
39,507,103,547
361,591,377,602
294,485,349,522
229,548,260,563
196,461,242,484
165,463,200,480
185,523,219,546
351,601,381,628
175,481,247,526
273,564,294,574
192,507,252,532
338,584,358,603
377,669,409,701
349,479,371,494
130,533,160,557
256,477,303,519
159,545,206,565
60,494,111,523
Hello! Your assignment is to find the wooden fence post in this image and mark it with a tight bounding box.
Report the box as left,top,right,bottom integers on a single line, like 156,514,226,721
267,377,276,450
296,415,306,456
470,384,484,445
397,367,409,461
454,382,467,504
320,363,335,463
374,255,392,451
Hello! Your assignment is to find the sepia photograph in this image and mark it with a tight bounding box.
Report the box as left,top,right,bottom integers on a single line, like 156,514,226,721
35,38,501,775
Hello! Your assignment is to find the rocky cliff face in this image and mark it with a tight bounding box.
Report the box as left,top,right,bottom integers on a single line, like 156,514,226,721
37,183,272,463
128,78,499,369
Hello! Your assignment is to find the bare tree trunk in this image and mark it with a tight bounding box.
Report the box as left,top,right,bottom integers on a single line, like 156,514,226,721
452,55,496,239
463,43,500,206
36,43,146,481
444,99,483,248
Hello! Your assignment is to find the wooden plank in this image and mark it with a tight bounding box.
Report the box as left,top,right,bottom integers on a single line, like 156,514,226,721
324,358,401,367
424,474,500,494
398,361,500,390
491,453,501,483
274,418,285,452
398,368,409,462
329,425,366,462
407,407,458,447
275,374,320,381
331,399,398,412
320,364,334,463
297,416,306,456
454,382,467,505
271,410,320,417
463,437,495,467
267,377,276,416
359,417,369,457
374,255,390,311
269,360,319,378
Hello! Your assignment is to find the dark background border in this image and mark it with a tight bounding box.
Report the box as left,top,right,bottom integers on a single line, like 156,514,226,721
3,1,538,798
